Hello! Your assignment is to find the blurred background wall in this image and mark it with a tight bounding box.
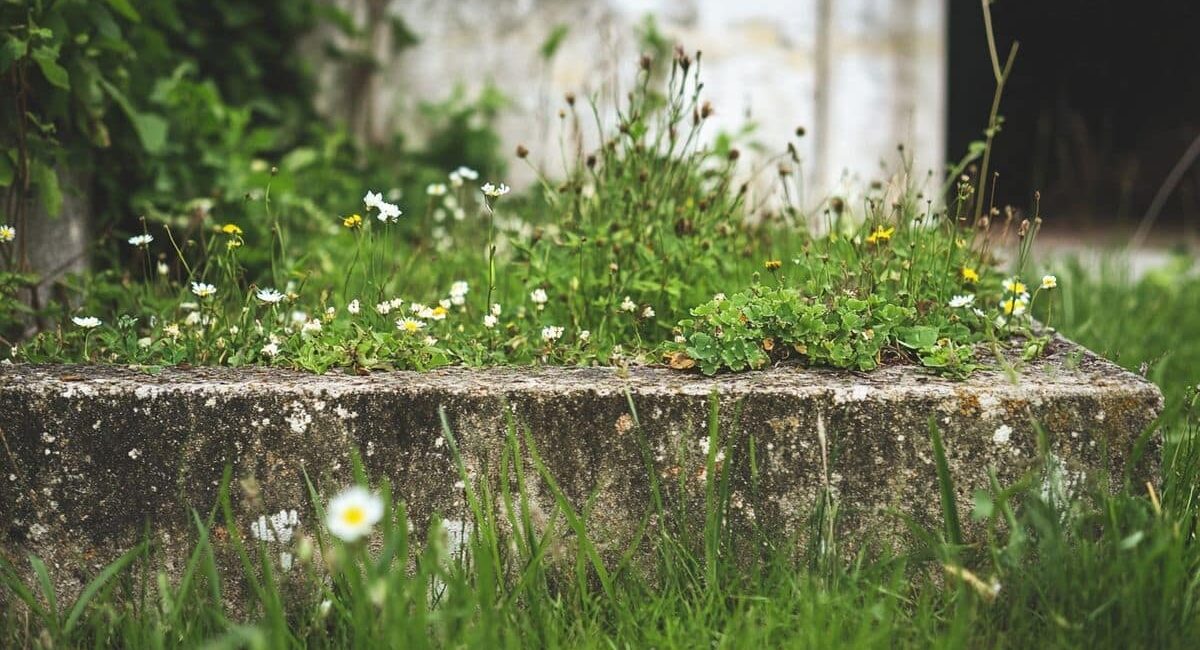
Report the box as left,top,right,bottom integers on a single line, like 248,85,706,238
309,0,947,205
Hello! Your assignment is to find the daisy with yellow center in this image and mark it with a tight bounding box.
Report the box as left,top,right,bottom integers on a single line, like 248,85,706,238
865,225,895,244
961,267,980,283
342,214,364,229
1041,274,1057,289
325,486,384,542
396,318,425,333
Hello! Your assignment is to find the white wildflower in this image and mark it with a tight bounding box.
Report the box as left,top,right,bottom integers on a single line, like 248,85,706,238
483,314,498,329
375,302,393,316
256,288,285,304
156,261,169,276
325,487,383,542
579,330,591,342
301,319,322,336
948,294,975,309
530,289,548,309
396,318,425,334
449,281,469,305
347,299,361,315
1041,275,1057,289
490,303,502,316
481,182,511,198
0,225,14,243
541,325,564,343
261,342,280,358
713,292,727,302
72,316,102,329
191,282,217,298
128,234,154,247
620,296,637,312
426,183,447,197
642,305,655,318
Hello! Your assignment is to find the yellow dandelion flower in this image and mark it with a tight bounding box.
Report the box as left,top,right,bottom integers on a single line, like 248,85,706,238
221,223,243,235
764,259,783,271
961,267,980,283
865,225,895,244
343,214,363,229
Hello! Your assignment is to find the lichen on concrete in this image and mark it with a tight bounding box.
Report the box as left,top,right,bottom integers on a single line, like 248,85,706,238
0,335,1162,601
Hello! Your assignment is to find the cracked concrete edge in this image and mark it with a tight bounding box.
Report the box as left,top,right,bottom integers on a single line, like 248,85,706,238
0,335,1163,602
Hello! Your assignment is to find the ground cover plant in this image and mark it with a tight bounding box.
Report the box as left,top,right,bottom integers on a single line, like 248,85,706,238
4,38,1061,379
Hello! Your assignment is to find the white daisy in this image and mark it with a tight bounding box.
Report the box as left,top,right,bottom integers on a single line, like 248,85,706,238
191,282,217,298
325,486,384,542
256,288,285,304
128,234,154,247
0,225,14,243
396,318,425,333
1041,275,1057,289
948,294,975,309
72,316,102,329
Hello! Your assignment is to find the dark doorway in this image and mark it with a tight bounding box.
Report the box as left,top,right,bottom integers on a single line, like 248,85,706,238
947,0,1200,230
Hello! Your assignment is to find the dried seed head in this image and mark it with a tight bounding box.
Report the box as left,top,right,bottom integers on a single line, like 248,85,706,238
700,101,713,119
515,144,529,159
564,91,576,106
830,197,845,214
586,153,597,169
1018,218,1030,237
795,126,806,138
640,54,652,71
778,163,792,177
728,148,740,162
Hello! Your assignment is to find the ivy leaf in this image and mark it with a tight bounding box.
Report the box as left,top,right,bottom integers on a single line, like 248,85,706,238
32,46,70,90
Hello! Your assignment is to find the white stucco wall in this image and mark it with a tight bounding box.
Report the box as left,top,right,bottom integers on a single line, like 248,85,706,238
313,0,946,205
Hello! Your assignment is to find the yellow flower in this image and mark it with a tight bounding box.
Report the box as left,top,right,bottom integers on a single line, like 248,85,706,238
1003,277,1027,294
221,223,243,235
1041,274,1057,289
865,225,895,244
1001,296,1028,316
764,259,782,271
961,267,980,283
342,214,363,229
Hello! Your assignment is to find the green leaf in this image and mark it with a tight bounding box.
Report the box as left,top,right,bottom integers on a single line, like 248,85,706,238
897,326,939,351
99,79,168,154
0,36,27,72
32,46,70,90
32,163,63,217
63,542,146,635
106,0,142,22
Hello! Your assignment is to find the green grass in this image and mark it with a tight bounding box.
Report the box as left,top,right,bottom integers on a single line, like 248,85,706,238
4,284,1199,647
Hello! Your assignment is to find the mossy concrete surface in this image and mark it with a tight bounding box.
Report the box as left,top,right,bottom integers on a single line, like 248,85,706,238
0,336,1161,599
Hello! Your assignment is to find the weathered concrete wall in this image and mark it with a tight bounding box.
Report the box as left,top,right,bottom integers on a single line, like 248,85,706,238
311,0,946,201
0,336,1160,600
